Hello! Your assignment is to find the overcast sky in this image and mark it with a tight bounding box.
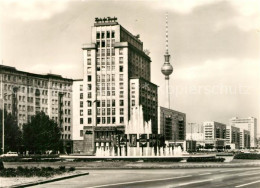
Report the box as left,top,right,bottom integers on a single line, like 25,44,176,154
0,0,259,136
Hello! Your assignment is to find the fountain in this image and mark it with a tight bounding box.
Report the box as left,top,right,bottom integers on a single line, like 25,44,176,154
94,105,187,158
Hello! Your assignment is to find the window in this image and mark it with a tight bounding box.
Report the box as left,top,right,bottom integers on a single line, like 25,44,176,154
88,109,92,115
87,84,92,90
132,100,135,106
88,92,92,98
88,76,91,82
102,117,106,124
97,75,100,82
87,67,91,73
80,85,83,91
97,108,100,115
120,117,124,123
107,40,110,47
102,41,105,47
120,100,124,106
80,101,83,108
96,32,100,39
97,117,101,124
80,130,83,137
80,118,84,124
107,75,110,82
112,48,115,56
112,74,115,81
107,117,111,124
87,50,91,56
88,118,92,124
119,48,123,55
119,57,123,63
87,101,92,107
101,32,105,38
119,82,124,89
112,99,115,107
112,108,115,115
120,91,124,98
87,59,91,65
97,100,100,107
107,108,111,115
107,49,110,56
112,117,115,124
106,31,110,38
112,31,115,38
80,93,83,99
120,108,124,115
102,100,106,107
107,100,110,107
80,110,83,116
102,108,105,115
119,66,123,72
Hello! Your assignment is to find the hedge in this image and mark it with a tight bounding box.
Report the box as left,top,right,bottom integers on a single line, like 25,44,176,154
234,153,260,160
0,166,74,177
187,157,225,162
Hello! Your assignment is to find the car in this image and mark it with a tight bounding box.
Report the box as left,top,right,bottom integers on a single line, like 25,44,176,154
1,151,18,157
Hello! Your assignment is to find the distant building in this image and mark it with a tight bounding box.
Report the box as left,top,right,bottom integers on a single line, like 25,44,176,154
240,129,250,149
158,106,186,142
226,125,240,149
0,64,73,153
203,121,226,148
230,117,257,148
186,123,204,143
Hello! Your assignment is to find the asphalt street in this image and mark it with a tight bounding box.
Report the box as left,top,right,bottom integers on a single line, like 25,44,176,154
32,167,260,188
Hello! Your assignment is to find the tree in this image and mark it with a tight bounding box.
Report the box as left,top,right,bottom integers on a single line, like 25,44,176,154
23,112,62,154
0,110,22,153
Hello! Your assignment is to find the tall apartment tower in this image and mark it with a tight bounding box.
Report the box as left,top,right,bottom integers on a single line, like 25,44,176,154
73,17,158,153
230,117,257,148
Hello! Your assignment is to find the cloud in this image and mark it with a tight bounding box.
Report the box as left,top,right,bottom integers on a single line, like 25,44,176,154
0,0,70,21
177,58,260,83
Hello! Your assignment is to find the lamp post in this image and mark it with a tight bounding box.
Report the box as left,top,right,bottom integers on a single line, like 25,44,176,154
1,74,4,154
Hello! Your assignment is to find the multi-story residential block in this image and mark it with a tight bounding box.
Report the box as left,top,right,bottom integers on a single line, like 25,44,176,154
230,117,257,148
158,107,186,142
72,17,158,154
226,125,240,149
203,121,226,148
240,129,250,149
0,65,73,153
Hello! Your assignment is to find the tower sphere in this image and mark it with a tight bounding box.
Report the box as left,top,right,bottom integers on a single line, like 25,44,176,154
161,62,173,78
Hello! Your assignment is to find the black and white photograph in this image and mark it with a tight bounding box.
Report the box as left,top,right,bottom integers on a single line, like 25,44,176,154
0,0,260,187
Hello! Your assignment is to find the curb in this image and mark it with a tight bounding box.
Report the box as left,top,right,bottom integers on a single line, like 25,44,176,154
11,172,89,188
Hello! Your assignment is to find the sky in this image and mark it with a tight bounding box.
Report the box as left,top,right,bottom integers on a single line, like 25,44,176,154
0,0,259,136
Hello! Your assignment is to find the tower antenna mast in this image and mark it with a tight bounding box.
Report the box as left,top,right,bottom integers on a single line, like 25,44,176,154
161,12,173,109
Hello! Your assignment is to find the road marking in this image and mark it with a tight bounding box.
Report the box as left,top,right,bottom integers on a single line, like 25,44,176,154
235,180,260,187
199,173,212,176
86,175,192,188
238,172,260,176
178,179,213,186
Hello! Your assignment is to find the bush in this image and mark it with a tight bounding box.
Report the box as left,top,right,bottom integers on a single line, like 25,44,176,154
69,167,75,171
234,153,260,160
59,166,66,172
187,157,225,162
0,166,73,177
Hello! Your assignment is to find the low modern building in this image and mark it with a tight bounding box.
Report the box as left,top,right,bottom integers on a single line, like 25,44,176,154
226,125,240,149
158,107,186,142
0,64,74,153
203,121,226,148
186,123,204,144
240,129,250,149
230,117,257,148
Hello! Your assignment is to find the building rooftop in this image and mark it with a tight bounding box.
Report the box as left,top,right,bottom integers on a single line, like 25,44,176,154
0,64,73,81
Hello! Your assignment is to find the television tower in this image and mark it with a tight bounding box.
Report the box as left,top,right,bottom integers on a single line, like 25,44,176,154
161,13,173,109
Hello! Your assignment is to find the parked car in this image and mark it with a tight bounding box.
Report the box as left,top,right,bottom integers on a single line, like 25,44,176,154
1,151,18,157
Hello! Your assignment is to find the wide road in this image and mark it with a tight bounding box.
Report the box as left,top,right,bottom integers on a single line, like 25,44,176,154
32,167,260,188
